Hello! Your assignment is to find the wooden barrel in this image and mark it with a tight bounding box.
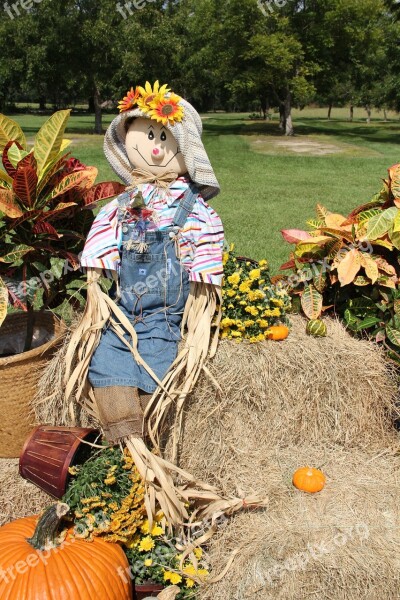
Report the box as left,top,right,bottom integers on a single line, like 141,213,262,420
134,583,164,599
19,425,100,498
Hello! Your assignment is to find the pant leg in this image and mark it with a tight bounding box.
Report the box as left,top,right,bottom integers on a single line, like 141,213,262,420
93,386,144,444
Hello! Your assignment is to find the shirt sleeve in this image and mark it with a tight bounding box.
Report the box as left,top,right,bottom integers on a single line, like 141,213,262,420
80,199,121,272
181,195,224,286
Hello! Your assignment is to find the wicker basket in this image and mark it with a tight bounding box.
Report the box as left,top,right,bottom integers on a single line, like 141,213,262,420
0,311,66,458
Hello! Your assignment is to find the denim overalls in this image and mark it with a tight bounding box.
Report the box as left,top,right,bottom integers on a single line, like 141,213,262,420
88,185,198,393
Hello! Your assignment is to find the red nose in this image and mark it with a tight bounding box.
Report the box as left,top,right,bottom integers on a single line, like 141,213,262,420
152,148,160,156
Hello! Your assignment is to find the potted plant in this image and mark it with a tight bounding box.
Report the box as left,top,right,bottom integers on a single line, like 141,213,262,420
0,110,125,457
63,446,209,600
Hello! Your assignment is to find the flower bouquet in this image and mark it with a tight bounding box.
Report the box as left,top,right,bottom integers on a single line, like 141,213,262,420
221,245,291,341
64,446,209,599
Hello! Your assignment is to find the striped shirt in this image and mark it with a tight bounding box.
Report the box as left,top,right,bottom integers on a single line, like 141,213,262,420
80,177,224,286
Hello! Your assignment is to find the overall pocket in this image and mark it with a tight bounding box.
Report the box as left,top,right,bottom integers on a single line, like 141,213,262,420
119,251,168,315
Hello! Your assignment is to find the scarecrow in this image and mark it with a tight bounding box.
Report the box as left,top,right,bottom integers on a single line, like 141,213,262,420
64,82,266,529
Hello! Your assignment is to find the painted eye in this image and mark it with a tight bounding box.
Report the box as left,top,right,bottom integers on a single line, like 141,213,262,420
148,130,155,140
160,131,167,141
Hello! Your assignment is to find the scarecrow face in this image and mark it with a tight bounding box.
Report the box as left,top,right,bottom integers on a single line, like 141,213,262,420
125,117,187,176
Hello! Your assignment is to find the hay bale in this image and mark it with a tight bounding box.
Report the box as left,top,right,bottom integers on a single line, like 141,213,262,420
198,446,400,600
35,315,398,450
178,316,398,464
0,459,51,526
175,319,400,599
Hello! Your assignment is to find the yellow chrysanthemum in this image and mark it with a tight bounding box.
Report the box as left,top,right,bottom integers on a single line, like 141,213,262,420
144,558,153,567
139,536,155,552
185,578,196,588
194,548,203,559
104,476,116,485
148,92,184,126
259,259,268,267
247,290,265,302
164,571,182,584
249,268,261,280
258,319,269,329
137,80,170,113
239,281,251,293
222,252,229,265
118,86,140,113
140,520,150,534
227,273,240,285
151,524,164,537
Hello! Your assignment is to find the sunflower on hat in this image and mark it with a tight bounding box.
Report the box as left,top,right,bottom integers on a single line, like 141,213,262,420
118,80,184,126
137,81,170,113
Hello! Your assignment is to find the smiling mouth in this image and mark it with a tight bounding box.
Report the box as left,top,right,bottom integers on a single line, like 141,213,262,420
134,146,180,168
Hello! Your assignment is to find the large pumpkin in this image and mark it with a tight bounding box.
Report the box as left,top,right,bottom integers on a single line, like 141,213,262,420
0,503,132,599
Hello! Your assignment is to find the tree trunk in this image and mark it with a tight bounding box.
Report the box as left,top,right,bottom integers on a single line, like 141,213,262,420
260,96,268,120
365,106,371,124
279,104,285,130
384,109,388,122
349,104,354,122
284,92,294,136
39,97,46,110
88,96,95,113
93,85,102,135
328,102,333,119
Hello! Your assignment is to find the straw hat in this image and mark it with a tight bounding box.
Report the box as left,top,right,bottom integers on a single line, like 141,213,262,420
104,94,220,201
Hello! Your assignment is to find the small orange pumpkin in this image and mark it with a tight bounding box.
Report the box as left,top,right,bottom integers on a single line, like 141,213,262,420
266,325,289,341
0,503,132,600
292,467,326,493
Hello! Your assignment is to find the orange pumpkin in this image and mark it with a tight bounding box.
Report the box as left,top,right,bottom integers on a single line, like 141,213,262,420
292,467,326,493
0,503,132,600
266,325,289,341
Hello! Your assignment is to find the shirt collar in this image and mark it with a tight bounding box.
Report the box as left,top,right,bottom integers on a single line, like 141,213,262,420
137,176,190,208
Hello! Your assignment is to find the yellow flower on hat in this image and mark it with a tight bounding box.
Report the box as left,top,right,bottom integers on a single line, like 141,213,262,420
137,80,170,112
148,93,184,126
118,86,140,113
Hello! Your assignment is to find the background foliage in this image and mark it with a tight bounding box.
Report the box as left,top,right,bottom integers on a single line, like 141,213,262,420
1,0,400,134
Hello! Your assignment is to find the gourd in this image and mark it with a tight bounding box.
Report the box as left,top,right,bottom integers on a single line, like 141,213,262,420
292,467,326,493
0,503,132,599
306,319,327,337
266,325,290,341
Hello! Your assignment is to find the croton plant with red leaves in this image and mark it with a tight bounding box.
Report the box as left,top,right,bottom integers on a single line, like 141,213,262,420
0,110,125,340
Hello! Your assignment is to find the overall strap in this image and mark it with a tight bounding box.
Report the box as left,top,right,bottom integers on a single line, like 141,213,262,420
172,184,198,228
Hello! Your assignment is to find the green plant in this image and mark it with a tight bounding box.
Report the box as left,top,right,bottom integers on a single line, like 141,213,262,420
280,162,400,360
0,111,124,347
65,446,209,600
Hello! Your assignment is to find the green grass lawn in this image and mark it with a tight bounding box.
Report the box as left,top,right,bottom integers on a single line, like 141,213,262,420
7,107,400,274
